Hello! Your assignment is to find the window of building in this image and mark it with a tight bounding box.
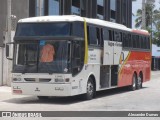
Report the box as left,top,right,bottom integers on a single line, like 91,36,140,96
110,0,116,22
48,0,59,15
71,0,81,15
35,0,45,16
97,0,104,19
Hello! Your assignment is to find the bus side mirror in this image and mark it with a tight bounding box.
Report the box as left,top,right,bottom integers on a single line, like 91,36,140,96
6,43,14,60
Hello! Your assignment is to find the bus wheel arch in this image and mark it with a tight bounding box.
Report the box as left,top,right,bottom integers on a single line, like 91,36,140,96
83,74,96,100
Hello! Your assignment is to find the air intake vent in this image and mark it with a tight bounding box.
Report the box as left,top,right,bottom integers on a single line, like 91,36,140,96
39,79,51,82
24,78,36,82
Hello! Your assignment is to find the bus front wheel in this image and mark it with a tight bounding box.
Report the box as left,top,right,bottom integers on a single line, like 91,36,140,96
83,77,95,100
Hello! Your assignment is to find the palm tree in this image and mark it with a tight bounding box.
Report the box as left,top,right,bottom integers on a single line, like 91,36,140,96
135,1,156,28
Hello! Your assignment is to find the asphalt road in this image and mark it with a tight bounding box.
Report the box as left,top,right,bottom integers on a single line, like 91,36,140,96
0,71,160,120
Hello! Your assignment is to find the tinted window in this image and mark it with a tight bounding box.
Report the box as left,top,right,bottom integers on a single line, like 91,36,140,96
109,30,113,41
88,26,97,45
115,31,121,42
147,37,150,49
128,34,132,47
16,23,71,37
72,22,84,37
132,35,137,48
103,29,109,40
96,28,101,45
123,33,128,47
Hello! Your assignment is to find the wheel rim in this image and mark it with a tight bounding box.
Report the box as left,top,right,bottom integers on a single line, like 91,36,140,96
87,81,94,96
138,76,142,88
132,75,136,89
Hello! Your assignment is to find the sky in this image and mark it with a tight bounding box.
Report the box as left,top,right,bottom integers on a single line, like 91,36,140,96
132,0,160,28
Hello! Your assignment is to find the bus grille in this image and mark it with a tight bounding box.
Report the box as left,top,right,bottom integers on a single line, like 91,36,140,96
24,78,51,82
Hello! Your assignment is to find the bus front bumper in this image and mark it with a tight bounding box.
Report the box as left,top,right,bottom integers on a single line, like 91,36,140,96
12,83,72,97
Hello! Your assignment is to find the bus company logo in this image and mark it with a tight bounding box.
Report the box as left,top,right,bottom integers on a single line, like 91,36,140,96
108,42,114,47
35,87,40,92
2,112,11,117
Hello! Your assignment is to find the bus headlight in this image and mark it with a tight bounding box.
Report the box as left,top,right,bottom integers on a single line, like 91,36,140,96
55,78,64,83
54,78,70,83
12,78,22,82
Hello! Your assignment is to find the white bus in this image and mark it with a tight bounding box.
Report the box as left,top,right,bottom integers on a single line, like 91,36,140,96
10,15,151,100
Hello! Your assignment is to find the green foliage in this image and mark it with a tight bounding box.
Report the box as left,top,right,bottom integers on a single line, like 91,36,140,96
134,0,160,46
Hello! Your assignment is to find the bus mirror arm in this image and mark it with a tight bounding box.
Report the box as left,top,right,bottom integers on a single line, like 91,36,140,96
6,42,14,60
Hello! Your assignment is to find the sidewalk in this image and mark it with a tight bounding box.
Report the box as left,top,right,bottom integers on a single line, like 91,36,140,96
151,71,160,76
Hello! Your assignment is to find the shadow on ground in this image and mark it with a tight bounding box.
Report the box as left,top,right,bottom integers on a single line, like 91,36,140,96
3,87,148,105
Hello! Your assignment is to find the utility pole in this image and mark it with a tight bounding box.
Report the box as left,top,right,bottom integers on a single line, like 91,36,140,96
142,0,146,29
7,0,11,43
6,0,12,86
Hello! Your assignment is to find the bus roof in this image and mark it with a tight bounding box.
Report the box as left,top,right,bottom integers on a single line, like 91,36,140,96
18,15,148,34
132,29,150,36
18,15,131,31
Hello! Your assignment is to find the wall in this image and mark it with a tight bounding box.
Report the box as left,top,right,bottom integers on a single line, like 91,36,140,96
0,0,29,86
0,0,7,47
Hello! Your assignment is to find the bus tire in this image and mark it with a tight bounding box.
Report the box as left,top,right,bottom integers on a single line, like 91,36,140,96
37,96,49,100
83,77,95,100
129,73,137,91
137,74,143,89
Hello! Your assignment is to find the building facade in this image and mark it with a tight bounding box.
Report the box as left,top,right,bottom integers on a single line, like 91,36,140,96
29,0,132,28
0,0,132,86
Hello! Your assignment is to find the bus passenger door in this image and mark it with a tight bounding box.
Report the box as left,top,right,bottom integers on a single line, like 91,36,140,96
103,40,114,65
113,32,122,65
113,42,122,65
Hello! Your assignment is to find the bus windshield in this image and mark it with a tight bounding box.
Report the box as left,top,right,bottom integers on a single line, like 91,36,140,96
13,40,71,73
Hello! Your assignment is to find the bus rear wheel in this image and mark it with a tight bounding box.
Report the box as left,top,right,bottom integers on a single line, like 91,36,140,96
83,77,95,100
137,74,143,89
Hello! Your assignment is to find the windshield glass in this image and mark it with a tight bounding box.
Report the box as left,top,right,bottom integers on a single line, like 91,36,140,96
13,40,70,73
15,23,71,37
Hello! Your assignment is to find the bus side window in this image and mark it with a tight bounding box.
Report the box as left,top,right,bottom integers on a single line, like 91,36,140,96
115,31,121,42
144,37,148,49
139,36,142,49
143,37,145,49
128,34,132,48
136,35,139,48
96,27,101,46
147,37,150,49
88,26,97,45
100,28,104,47
109,30,113,41
103,28,109,40
123,33,128,47
132,35,136,48
137,36,141,48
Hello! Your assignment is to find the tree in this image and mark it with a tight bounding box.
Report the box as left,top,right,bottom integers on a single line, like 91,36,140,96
135,1,155,28
135,0,160,46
